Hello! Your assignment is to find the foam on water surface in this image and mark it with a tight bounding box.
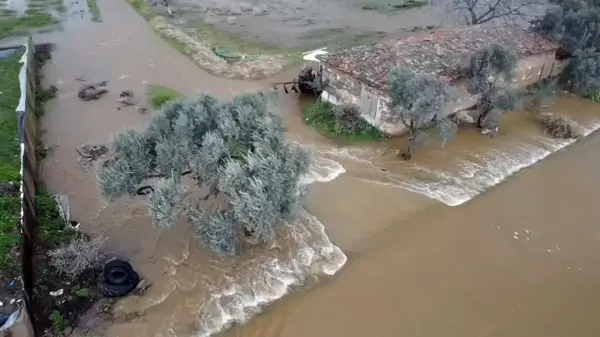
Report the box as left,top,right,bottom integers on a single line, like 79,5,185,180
317,121,600,207
194,152,347,337
190,120,600,337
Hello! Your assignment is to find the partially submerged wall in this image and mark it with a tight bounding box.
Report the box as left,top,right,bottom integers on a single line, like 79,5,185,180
321,67,477,135
322,53,566,135
515,50,565,87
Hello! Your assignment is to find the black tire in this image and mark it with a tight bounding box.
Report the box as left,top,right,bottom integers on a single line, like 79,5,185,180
105,266,130,285
103,259,134,282
98,271,140,298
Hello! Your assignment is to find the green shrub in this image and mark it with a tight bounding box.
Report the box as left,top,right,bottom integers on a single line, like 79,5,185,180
147,85,183,109
302,101,385,141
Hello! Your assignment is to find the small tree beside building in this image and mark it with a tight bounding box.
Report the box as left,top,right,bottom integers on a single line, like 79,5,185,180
388,68,458,160
465,44,521,132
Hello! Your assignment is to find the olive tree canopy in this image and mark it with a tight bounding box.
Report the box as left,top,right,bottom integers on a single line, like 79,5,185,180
98,92,311,255
465,44,520,129
388,67,458,159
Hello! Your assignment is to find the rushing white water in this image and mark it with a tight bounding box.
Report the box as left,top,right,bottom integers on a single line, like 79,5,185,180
310,121,600,207
195,154,348,337
137,119,600,337
393,121,600,206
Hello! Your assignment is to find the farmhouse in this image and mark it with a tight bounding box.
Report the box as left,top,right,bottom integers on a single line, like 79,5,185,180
318,25,564,135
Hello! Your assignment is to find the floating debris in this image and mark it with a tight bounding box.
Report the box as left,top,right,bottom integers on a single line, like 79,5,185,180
118,90,136,105
78,81,108,101
76,144,109,171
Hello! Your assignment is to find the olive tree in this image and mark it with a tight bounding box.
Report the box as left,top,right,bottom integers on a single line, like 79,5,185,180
465,44,521,130
388,67,458,160
98,92,311,255
531,0,600,95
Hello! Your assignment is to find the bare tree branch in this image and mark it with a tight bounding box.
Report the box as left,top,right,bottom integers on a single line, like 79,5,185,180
448,0,544,26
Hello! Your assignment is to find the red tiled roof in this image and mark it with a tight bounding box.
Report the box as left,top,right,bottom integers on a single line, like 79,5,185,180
322,25,561,90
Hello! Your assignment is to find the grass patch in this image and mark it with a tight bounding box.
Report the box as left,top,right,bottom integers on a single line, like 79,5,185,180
87,0,101,22
360,0,428,13
583,91,600,103
147,84,183,109
195,21,301,64
0,0,66,38
0,11,55,38
0,195,21,270
0,48,24,315
0,49,23,265
302,101,386,142
0,51,22,183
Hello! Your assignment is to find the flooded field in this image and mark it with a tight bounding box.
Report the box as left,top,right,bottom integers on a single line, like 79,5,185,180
25,0,600,337
156,0,448,48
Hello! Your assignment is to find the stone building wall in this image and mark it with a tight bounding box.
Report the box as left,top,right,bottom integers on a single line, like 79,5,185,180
322,51,566,136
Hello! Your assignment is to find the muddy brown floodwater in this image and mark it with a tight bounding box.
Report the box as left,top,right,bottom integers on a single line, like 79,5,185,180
34,0,600,337
227,112,600,337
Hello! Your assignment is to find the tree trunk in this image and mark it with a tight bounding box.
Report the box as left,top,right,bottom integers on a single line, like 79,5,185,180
477,107,492,129
401,128,415,161
401,145,413,161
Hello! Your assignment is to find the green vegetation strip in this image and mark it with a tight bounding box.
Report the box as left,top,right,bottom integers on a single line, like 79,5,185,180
0,0,66,38
195,21,302,64
0,49,24,272
360,0,427,13
302,101,385,142
87,0,101,22
148,84,183,109
0,12,54,38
